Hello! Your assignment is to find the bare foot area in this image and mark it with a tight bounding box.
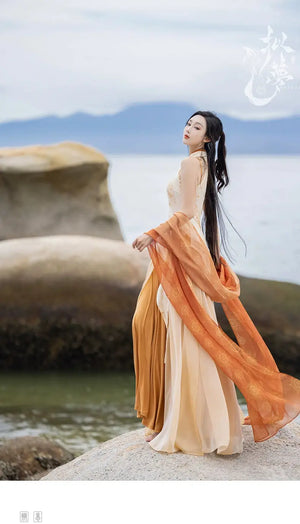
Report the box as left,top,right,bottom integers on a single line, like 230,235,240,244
145,432,159,442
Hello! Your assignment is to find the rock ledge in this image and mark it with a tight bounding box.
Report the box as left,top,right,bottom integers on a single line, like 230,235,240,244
40,421,300,481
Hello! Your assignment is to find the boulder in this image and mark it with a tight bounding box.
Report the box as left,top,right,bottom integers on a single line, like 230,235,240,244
0,141,123,240
40,421,300,481
0,436,74,480
0,234,149,369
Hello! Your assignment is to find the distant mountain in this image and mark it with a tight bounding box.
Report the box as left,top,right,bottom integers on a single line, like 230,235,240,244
0,102,299,154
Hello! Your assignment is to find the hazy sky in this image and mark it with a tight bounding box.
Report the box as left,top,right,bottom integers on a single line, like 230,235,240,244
0,0,299,123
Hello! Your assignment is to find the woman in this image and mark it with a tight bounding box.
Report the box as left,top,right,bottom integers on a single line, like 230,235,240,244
131,111,300,456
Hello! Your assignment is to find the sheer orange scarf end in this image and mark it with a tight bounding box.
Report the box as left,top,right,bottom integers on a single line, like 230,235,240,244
133,211,300,442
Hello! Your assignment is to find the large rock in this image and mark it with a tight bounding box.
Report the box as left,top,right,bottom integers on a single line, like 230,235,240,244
0,234,149,370
0,436,74,480
0,141,123,240
40,421,300,481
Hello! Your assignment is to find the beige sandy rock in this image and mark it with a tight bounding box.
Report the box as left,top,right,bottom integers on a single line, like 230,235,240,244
0,141,123,240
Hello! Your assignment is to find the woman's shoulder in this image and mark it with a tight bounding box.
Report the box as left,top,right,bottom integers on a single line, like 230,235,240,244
178,155,208,186
180,155,200,168
180,152,207,169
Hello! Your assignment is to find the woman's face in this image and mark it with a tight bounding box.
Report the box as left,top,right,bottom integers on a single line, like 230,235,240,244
183,115,209,147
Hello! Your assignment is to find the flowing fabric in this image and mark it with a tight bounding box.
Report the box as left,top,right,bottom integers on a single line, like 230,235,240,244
134,211,300,443
132,262,166,432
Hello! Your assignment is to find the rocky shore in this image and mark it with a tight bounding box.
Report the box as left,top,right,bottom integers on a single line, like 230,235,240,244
39,421,300,481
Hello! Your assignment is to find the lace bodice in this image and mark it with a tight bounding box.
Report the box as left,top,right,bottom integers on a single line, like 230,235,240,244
166,149,208,228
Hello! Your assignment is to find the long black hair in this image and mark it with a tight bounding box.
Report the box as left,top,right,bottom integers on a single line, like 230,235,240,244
185,110,247,270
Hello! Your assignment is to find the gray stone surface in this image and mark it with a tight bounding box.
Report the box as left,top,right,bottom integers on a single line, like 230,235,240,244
40,420,300,481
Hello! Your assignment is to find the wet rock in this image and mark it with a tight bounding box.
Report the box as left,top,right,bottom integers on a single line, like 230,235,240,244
0,235,149,370
0,436,74,480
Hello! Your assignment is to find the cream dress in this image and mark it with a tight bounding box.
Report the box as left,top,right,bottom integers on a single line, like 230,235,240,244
145,149,245,455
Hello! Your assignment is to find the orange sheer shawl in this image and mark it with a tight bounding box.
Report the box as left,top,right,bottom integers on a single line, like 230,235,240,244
132,211,300,442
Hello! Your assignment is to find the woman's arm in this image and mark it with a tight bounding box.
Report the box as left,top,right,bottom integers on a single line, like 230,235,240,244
178,156,201,219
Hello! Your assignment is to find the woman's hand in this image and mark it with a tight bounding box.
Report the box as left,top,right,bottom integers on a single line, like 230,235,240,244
132,233,154,252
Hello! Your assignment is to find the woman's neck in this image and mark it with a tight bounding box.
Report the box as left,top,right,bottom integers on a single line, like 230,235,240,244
189,147,205,155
